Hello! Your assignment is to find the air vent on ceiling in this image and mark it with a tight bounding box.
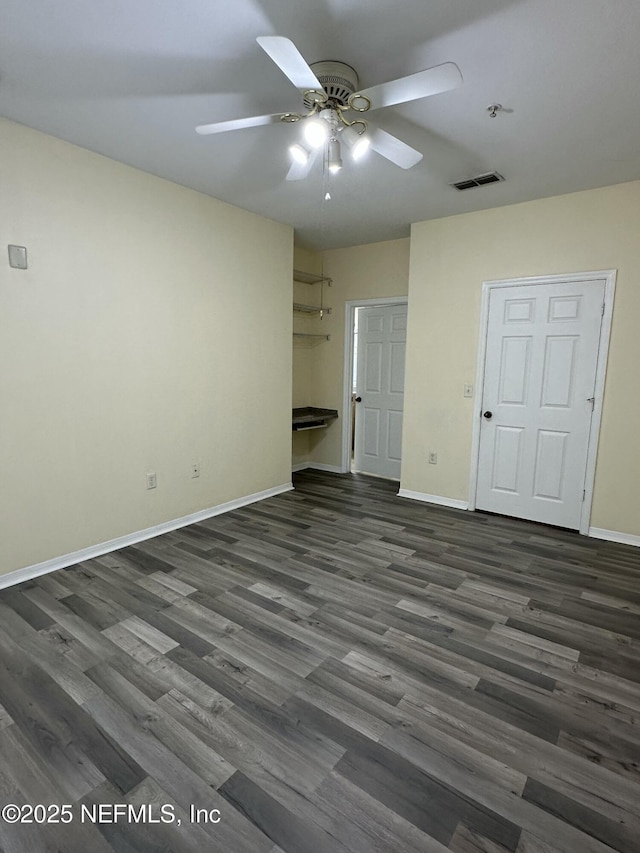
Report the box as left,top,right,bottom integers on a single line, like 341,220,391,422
451,171,505,191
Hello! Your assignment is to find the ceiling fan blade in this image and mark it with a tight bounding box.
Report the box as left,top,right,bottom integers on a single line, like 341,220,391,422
286,146,321,181
196,113,282,135
257,36,323,92
357,62,462,111
369,128,423,169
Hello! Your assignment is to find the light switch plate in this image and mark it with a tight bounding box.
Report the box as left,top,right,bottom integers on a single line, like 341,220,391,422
463,384,473,398
8,245,28,269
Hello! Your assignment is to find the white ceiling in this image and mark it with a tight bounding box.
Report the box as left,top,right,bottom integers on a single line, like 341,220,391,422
2,0,640,249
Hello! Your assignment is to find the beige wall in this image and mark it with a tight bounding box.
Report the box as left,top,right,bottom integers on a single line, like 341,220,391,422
1,119,293,575
307,238,411,468
402,180,640,537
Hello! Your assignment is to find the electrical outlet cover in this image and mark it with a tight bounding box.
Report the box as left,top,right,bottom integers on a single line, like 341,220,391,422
8,245,28,269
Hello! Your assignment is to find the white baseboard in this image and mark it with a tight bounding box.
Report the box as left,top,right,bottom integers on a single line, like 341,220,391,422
0,482,294,592
588,527,640,548
292,462,345,474
397,488,469,511
308,462,344,474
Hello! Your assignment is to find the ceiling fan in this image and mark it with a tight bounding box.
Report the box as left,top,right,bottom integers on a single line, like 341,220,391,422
196,36,463,181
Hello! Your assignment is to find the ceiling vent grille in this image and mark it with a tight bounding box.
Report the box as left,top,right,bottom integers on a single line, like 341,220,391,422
451,171,504,190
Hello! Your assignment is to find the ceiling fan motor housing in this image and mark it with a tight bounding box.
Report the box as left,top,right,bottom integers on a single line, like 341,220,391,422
305,61,359,109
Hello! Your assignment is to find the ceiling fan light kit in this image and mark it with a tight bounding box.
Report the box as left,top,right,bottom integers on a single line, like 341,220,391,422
289,142,310,165
341,124,370,161
327,138,343,174
195,36,463,180
303,115,330,148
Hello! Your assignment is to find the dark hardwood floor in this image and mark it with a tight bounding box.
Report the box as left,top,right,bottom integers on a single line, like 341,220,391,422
1,469,639,852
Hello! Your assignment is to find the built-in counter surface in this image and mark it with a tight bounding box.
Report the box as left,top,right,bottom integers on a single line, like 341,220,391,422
292,407,339,431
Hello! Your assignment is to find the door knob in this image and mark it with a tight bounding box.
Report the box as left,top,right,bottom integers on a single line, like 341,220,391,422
483,410,493,419
355,396,362,402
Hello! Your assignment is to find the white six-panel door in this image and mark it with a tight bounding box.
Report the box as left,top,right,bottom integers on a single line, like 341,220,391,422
475,279,605,529
354,304,407,480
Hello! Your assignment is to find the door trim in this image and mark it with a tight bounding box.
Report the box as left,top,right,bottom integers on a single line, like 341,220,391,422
341,296,409,473
468,270,616,535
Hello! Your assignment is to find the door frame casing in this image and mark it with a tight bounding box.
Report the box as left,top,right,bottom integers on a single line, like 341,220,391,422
468,270,616,535
341,296,409,474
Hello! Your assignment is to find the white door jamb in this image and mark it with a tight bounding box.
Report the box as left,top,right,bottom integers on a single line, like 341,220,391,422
341,296,409,474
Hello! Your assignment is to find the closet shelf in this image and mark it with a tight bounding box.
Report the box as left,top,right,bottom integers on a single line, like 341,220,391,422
293,332,330,346
293,269,332,286
292,269,331,344
293,303,332,316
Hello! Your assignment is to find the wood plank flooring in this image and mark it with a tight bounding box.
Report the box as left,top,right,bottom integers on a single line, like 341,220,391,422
1,469,639,852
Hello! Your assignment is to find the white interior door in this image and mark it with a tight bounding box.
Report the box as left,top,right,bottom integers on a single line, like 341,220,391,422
475,279,605,529
354,304,407,479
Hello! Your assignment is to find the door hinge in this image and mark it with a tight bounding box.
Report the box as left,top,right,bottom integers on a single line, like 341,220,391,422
602,301,605,316
582,489,586,501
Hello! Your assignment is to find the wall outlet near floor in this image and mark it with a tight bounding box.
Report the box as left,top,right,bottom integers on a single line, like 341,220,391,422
191,462,200,478
429,452,438,464
146,471,157,490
